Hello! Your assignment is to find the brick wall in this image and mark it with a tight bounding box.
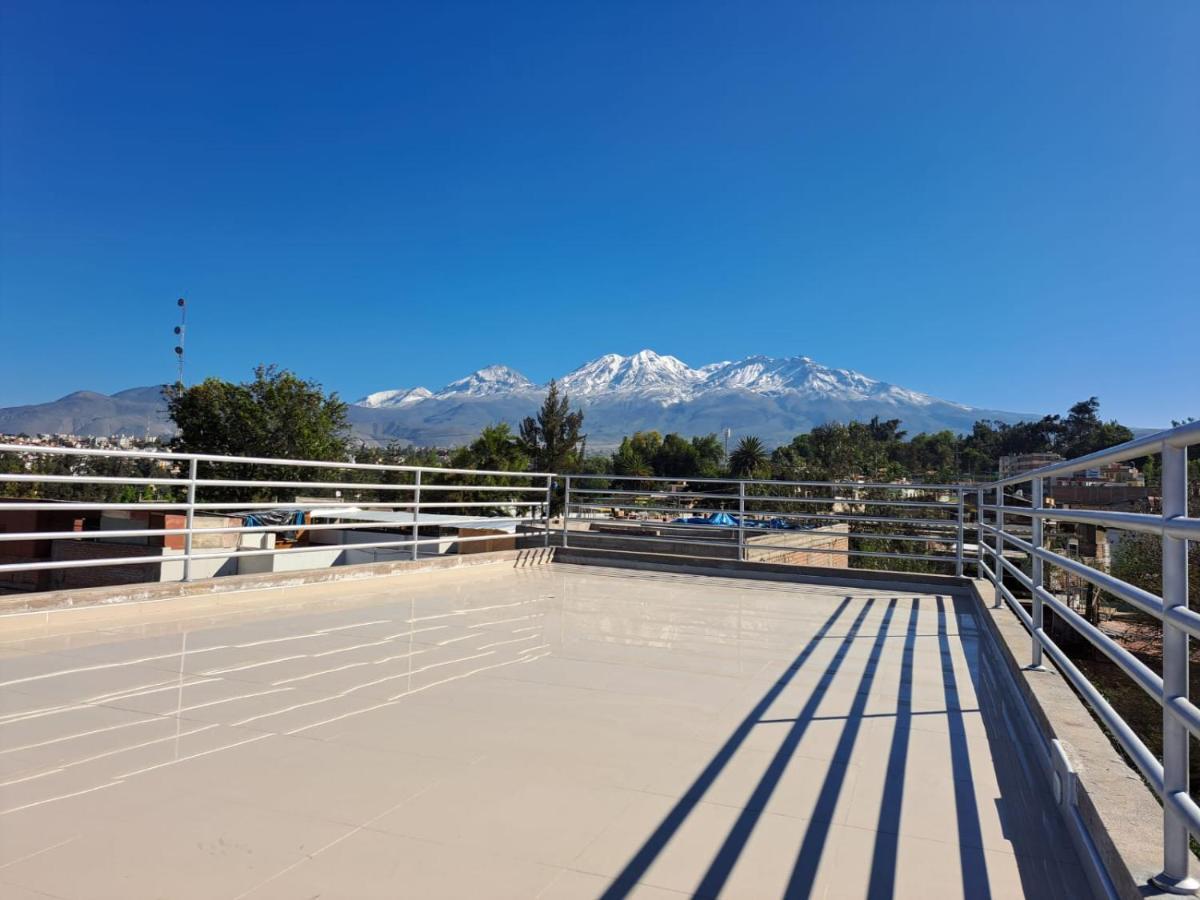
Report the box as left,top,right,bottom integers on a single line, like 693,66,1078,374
47,540,164,591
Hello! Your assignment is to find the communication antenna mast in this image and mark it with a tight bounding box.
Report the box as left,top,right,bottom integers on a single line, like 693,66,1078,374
173,298,186,387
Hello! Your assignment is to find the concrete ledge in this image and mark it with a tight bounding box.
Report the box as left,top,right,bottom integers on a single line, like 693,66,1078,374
554,546,972,593
0,547,555,614
966,578,1180,899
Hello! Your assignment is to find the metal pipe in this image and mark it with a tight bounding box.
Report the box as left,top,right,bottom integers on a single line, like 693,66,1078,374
1155,444,1198,893
411,470,421,561
183,458,197,583
0,441,555,478
987,419,1200,487
976,487,985,577
994,486,1005,609
561,476,570,549
737,482,746,562
1030,477,1044,669
955,489,965,578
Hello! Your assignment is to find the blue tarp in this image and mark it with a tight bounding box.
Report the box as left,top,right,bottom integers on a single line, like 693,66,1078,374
671,512,798,530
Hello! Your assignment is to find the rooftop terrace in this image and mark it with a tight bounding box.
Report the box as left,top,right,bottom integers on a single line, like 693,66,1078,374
2,562,1087,899
1,420,1198,898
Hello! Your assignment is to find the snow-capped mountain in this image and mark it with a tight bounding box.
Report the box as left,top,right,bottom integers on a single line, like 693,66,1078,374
433,365,536,399
355,387,433,409
342,350,1024,447
363,350,959,409
0,351,1032,447
559,350,704,400
701,356,953,407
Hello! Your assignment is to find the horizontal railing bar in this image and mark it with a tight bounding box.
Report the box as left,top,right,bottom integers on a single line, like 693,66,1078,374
1037,544,1169,625
567,488,734,500
568,503,951,529
996,576,1034,630
1034,585,1168,716
986,420,1200,487
1034,629,1165,795
0,442,555,479
570,488,956,509
557,528,737,550
0,514,540,542
195,501,539,511
0,530,535,574
1011,507,1200,542
565,524,953,564
0,473,185,486
0,502,191,511
744,543,955,564
184,478,545,492
0,500,542,513
977,557,999,588
566,471,967,491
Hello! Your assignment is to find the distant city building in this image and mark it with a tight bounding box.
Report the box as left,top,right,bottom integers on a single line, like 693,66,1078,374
998,452,1064,479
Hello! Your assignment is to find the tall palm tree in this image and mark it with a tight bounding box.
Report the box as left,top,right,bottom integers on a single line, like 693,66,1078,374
729,436,768,478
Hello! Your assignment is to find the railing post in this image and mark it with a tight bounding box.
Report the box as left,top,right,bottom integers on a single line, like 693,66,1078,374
994,486,1005,608
561,476,570,549
737,481,746,562
182,457,197,582
411,470,421,561
1154,444,1198,893
955,488,965,577
976,487,985,577
543,475,552,549
1030,477,1045,670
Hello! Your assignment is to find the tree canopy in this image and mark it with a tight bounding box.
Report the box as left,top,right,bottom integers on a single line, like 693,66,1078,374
166,365,350,462
518,380,585,472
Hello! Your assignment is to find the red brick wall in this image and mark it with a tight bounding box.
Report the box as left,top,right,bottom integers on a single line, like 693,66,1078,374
47,540,164,591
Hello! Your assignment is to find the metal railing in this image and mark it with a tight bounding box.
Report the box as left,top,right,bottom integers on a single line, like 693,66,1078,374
4,421,1200,889
561,473,969,574
976,419,1200,893
0,442,554,589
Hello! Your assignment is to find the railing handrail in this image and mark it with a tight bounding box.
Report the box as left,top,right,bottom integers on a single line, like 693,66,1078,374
0,441,555,480
976,419,1199,892
986,418,1200,488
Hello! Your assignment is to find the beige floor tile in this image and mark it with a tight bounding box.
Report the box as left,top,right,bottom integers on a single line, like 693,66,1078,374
240,828,561,899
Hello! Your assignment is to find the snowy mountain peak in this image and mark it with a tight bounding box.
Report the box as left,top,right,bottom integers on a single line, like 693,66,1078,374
560,349,702,398
435,365,535,398
351,350,966,412
355,387,433,409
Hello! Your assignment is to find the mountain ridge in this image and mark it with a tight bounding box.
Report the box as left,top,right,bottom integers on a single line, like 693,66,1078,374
0,351,1038,447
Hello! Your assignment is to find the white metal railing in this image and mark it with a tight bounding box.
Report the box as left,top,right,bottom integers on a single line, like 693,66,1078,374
0,442,554,587
4,421,1200,889
977,419,1200,893
561,472,969,574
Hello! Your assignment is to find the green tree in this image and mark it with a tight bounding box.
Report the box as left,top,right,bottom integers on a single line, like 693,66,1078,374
728,436,768,478
165,365,350,501
690,434,726,478
167,365,349,462
519,380,585,473
455,424,529,473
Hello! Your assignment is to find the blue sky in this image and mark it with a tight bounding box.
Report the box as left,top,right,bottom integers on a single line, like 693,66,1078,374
1,1,1196,427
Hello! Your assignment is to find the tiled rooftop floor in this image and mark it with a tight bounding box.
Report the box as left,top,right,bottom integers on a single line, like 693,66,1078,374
0,563,1089,899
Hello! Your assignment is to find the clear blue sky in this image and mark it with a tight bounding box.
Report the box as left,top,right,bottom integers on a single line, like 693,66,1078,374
1,1,1196,426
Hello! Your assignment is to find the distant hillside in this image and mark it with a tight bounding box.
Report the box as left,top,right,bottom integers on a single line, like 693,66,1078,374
0,386,175,438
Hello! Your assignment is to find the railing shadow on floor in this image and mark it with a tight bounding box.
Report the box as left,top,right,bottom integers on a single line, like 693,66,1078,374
595,596,855,900
956,594,1096,900
598,593,1017,900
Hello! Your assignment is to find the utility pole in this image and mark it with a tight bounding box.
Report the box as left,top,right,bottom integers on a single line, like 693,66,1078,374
173,298,187,388
724,427,731,463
